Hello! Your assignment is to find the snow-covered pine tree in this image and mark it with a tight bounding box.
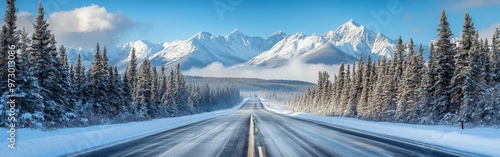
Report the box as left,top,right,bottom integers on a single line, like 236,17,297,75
371,56,387,120
415,44,428,122
450,13,475,116
113,66,120,86
491,27,500,84
427,42,437,91
483,39,492,85
174,63,188,115
150,67,160,117
134,59,152,119
163,69,176,116
393,36,406,108
101,46,110,85
346,54,364,116
358,55,372,119
394,36,406,83
89,43,105,115
109,66,115,85
314,71,325,106
27,2,70,128
10,24,42,128
73,53,85,100
0,0,18,93
59,45,70,70
461,31,486,125
48,35,72,123
432,10,456,123
126,47,138,96
334,63,345,108
383,58,397,120
157,66,168,115
340,64,351,116
397,38,418,121
122,66,133,112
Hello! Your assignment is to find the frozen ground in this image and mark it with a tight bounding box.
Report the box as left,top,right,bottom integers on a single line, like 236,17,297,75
0,98,248,157
260,99,500,156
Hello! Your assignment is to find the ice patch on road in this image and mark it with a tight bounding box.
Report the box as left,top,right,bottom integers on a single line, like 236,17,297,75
260,98,500,156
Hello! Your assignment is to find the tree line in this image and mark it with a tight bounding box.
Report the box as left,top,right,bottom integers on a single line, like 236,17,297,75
0,0,241,129
289,11,500,127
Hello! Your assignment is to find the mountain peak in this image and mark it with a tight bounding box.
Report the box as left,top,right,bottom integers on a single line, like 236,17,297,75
341,19,361,29
228,29,245,37
293,32,305,37
347,19,360,26
193,31,213,39
272,30,286,36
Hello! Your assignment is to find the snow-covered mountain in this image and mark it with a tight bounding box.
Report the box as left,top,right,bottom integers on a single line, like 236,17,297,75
66,40,164,70
247,33,330,67
148,29,285,70
247,20,396,67
67,20,399,71
324,20,396,58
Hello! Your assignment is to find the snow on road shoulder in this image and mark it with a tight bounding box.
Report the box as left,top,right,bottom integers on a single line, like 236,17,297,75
260,98,500,156
0,98,249,157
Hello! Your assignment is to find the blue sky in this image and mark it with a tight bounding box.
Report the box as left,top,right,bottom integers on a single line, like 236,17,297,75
7,0,500,48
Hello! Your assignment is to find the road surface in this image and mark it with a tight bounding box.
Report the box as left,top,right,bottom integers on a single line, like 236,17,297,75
71,98,475,157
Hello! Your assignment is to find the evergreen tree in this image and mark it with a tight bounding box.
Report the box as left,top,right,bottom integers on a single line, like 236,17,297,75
415,44,428,121
450,13,475,115
432,10,456,123
358,55,372,118
393,36,406,105
174,63,188,115
340,65,351,115
150,67,160,117
371,56,388,120
483,39,492,85
394,36,406,82
397,38,418,121
101,46,110,84
0,0,18,92
159,65,167,109
47,35,71,116
427,42,437,91
491,27,500,84
59,45,70,70
89,43,104,114
334,63,345,107
134,59,152,119
27,2,69,128
163,69,176,116
461,32,486,124
126,48,137,96
346,54,364,116
73,53,85,100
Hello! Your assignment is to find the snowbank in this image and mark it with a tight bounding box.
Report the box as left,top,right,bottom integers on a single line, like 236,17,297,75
0,98,248,157
260,99,500,156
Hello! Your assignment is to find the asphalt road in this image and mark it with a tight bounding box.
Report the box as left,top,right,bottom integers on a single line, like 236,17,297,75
71,98,476,157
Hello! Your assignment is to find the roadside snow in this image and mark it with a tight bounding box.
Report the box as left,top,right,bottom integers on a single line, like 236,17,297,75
260,98,500,156
0,98,248,157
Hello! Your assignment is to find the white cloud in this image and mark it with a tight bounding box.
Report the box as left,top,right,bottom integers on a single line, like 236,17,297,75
48,4,134,48
184,59,342,83
450,0,500,10
478,23,500,41
15,11,35,33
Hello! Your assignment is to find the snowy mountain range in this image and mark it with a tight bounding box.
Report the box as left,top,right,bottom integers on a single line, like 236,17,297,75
67,20,399,70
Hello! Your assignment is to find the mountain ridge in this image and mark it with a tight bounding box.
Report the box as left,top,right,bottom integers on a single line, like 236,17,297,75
67,20,401,71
